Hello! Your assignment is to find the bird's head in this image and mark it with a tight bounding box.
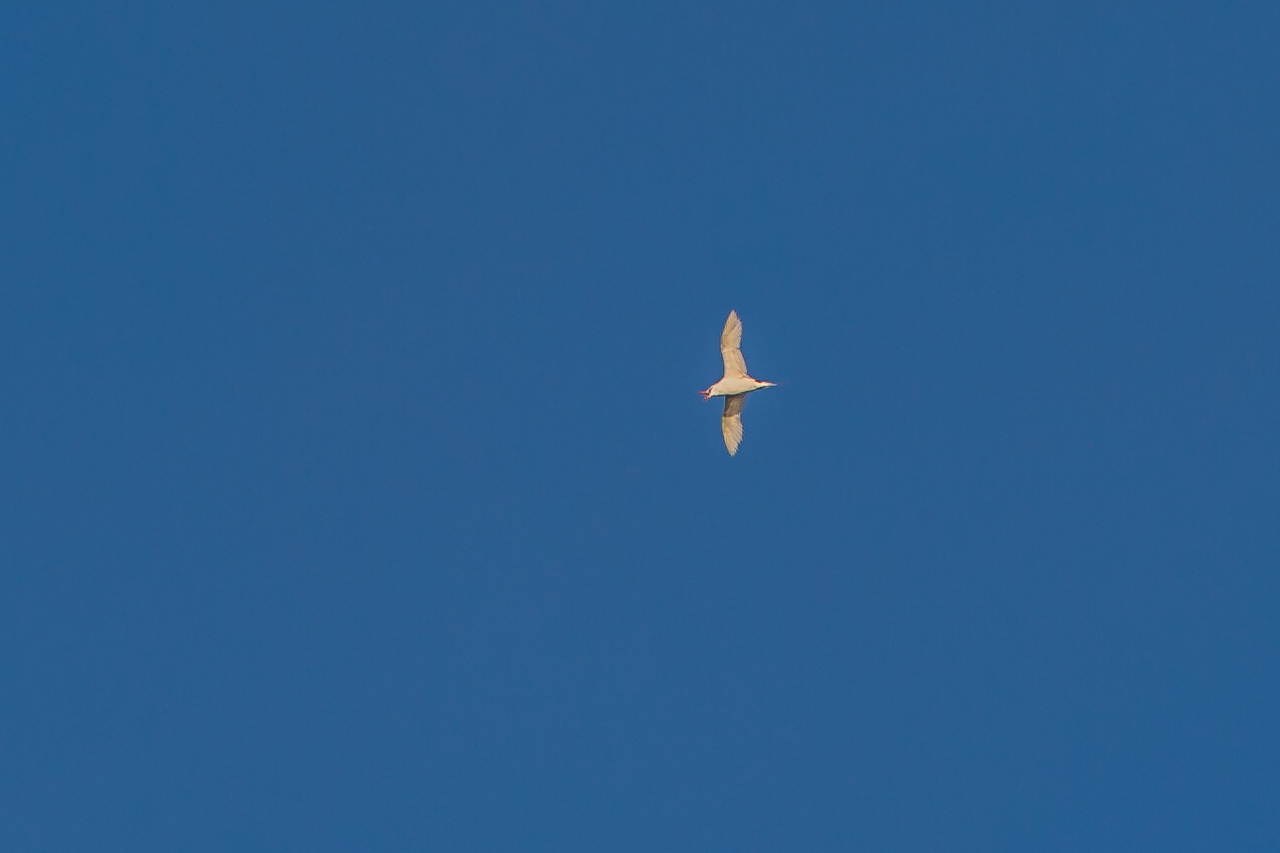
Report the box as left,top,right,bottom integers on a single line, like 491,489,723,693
699,388,713,400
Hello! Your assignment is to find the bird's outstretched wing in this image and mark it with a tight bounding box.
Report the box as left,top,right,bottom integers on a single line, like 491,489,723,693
720,310,748,379
722,393,747,455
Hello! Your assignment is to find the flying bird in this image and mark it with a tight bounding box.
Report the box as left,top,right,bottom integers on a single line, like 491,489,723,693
700,310,776,455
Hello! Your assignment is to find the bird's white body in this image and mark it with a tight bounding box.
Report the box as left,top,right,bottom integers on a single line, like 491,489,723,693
704,375,771,397
701,310,776,455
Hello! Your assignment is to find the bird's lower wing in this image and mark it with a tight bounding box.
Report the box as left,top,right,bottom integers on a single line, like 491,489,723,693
720,310,748,378
721,393,747,455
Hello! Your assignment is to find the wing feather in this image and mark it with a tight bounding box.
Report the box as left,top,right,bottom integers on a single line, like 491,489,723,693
721,393,747,455
720,310,748,379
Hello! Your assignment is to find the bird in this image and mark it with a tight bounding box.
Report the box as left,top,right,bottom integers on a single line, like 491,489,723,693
700,310,776,455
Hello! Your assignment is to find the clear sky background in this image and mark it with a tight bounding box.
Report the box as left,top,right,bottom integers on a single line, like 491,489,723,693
3,2,1279,850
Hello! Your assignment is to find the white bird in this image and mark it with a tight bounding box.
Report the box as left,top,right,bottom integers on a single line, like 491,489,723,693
700,310,776,455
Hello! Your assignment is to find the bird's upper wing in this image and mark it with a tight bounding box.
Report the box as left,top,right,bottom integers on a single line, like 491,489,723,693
720,310,748,379
721,393,747,456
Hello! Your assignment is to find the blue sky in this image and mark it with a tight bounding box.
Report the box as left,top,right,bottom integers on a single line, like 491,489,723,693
3,2,1279,850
